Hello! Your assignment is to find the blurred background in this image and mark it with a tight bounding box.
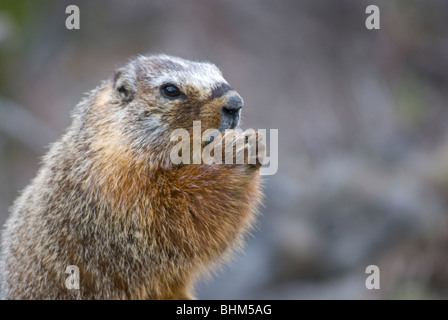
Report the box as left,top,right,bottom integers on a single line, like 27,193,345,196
1,0,448,299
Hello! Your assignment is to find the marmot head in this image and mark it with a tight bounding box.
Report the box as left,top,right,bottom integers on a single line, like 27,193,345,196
118,55,242,136
83,54,244,168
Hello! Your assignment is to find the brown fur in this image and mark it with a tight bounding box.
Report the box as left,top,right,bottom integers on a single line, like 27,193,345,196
0,55,264,299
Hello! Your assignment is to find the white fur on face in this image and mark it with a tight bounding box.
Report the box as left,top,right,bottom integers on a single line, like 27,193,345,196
137,54,228,93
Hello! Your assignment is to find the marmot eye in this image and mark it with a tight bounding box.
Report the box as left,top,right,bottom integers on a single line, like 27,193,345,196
161,84,183,98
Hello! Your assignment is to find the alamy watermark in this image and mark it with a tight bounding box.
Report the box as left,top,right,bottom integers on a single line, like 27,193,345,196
65,265,80,290
65,5,80,30
365,265,380,290
365,5,380,30
169,121,278,176
66,4,380,31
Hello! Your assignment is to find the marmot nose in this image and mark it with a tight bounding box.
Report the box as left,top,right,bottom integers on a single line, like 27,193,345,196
222,96,243,115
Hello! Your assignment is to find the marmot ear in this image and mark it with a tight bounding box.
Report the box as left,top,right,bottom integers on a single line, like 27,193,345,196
113,70,136,103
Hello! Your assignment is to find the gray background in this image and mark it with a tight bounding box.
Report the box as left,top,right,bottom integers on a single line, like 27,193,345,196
1,0,448,299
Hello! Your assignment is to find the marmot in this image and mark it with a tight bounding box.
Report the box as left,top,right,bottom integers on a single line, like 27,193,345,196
0,54,264,299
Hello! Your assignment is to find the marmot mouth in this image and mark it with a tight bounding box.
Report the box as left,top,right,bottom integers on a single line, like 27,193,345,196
218,112,240,132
